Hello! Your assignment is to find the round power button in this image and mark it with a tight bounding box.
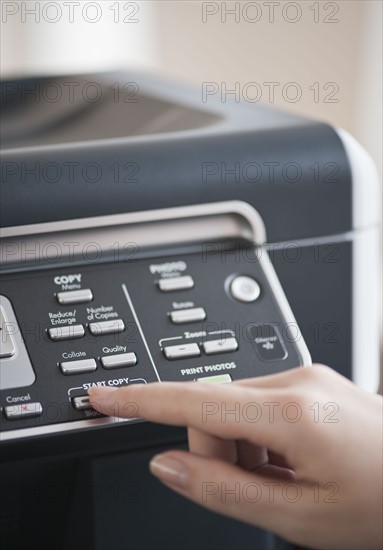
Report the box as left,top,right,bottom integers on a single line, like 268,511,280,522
230,275,261,303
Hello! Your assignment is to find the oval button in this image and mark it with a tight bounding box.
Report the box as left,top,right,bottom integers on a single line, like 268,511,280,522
230,276,261,303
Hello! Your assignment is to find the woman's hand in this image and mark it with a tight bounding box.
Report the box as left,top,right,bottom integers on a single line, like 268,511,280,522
88,365,383,550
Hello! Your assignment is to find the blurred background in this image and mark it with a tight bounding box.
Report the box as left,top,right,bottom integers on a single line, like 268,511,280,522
1,0,382,178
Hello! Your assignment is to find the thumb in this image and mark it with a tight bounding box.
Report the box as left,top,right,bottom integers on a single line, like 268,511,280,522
149,450,302,540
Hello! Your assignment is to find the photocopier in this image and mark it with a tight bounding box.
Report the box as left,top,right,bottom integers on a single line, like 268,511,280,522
0,73,380,550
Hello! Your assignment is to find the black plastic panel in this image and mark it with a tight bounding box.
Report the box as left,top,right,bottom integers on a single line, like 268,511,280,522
0,245,306,438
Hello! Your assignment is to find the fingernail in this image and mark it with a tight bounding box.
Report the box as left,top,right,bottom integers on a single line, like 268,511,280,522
149,454,189,489
87,387,118,403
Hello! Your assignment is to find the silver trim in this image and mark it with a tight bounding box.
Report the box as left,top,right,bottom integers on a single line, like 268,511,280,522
0,201,265,271
337,129,381,393
0,415,139,442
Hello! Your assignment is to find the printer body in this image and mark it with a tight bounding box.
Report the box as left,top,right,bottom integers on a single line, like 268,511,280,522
0,73,380,550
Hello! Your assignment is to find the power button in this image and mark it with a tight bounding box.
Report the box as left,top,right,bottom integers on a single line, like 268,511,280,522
230,276,261,303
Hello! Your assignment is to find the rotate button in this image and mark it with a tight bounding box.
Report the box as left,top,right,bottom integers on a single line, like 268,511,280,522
48,325,85,341
60,358,97,375
250,324,287,361
88,319,125,336
101,353,137,369
57,289,93,305
4,402,43,420
158,276,194,292
163,343,200,360
170,308,206,324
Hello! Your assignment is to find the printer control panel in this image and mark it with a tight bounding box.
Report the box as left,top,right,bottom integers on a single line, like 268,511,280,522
0,246,309,439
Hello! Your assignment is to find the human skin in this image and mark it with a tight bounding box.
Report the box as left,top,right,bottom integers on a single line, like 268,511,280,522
88,365,383,550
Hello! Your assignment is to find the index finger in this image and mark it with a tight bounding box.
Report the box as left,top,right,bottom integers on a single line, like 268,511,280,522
88,381,295,454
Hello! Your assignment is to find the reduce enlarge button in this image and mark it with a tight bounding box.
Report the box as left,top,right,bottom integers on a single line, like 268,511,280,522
4,402,43,420
48,325,85,341
230,276,261,303
164,343,200,360
101,353,137,369
158,276,194,292
203,337,238,355
89,319,125,336
60,358,97,375
57,289,93,305
170,308,206,324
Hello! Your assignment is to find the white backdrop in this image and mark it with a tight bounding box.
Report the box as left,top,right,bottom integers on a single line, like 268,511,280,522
1,0,382,176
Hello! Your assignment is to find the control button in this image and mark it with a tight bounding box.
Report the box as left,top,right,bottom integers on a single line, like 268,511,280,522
4,402,43,420
56,289,93,305
202,337,238,355
170,307,206,324
88,319,125,336
0,306,16,358
60,358,97,375
250,324,287,361
197,374,232,384
163,343,200,360
158,276,194,292
72,395,92,411
230,276,261,303
48,325,85,341
101,353,137,369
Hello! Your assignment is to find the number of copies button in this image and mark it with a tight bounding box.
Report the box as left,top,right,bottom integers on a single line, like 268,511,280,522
158,276,194,292
230,276,261,303
4,402,43,420
202,338,238,355
101,353,137,369
88,319,125,336
48,325,85,341
56,289,93,305
163,343,200,360
60,358,97,375
170,308,206,324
